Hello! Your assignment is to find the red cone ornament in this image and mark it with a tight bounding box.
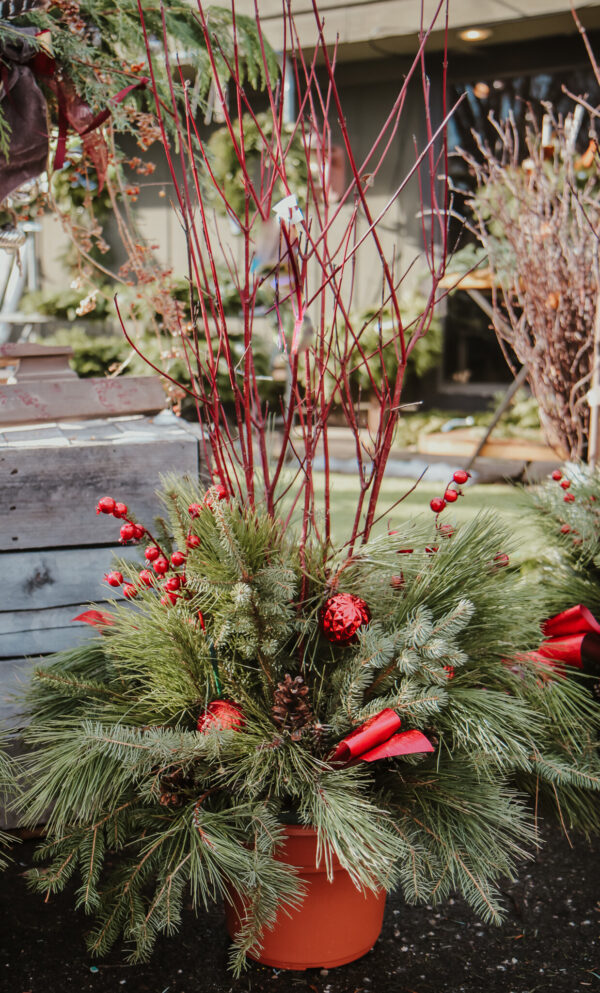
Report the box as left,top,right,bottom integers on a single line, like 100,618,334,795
321,593,371,645
197,700,244,732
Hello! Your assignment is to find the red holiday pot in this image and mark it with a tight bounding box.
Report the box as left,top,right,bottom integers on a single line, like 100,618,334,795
225,825,386,970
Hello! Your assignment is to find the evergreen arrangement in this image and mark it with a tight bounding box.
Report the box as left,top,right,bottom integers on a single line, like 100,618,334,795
10,0,600,976
16,478,600,972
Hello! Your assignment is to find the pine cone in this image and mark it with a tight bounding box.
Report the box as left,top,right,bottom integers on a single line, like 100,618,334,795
272,674,313,733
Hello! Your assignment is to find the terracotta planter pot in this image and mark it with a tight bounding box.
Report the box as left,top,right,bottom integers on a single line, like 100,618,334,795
225,825,386,970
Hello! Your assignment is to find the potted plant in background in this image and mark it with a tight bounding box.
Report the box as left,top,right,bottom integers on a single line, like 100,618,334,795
12,0,600,977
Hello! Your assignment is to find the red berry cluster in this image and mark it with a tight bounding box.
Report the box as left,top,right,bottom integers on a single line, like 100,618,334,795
550,468,575,503
429,469,470,517
99,495,201,611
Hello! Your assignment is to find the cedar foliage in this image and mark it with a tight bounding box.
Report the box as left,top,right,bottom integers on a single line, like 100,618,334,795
17,480,600,974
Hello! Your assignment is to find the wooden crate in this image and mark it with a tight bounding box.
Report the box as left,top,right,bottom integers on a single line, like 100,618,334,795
0,411,204,729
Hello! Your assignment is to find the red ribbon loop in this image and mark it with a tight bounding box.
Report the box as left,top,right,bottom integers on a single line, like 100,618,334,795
537,605,600,675
330,708,434,764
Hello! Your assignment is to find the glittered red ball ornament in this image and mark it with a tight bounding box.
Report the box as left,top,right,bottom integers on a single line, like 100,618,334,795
113,502,128,519
171,551,186,567
444,488,458,503
551,470,562,481
164,576,181,592
188,503,203,519
453,470,470,485
144,545,160,562
120,522,136,543
197,699,244,733
186,534,201,549
123,584,138,599
153,556,169,575
96,496,116,515
430,498,446,514
105,571,123,587
139,569,154,586
560,479,571,490
320,593,371,645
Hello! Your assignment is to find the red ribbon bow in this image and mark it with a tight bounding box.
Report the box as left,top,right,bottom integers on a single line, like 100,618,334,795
530,605,600,674
72,609,115,629
330,708,434,764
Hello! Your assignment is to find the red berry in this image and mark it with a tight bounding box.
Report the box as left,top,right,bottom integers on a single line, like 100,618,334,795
96,496,116,515
425,545,439,554
564,493,575,503
390,574,405,590
430,498,446,514
560,479,571,490
453,470,470,485
560,524,571,534
438,523,455,539
204,485,229,509
123,583,138,599
551,470,562,481
444,488,458,503
164,576,181,592
144,545,160,561
105,571,123,587
444,665,455,680
171,551,186,567
132,524,145,540
494,553,510,567
160,592,179,606
120,522,136,543
186,533,201,549
188,503,203,518
139,569,154,586
113,502,128,519
153,556,169,575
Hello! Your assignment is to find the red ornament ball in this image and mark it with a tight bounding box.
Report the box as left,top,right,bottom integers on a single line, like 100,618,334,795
551,470,562,481
320,593,371,645
197,700,244,733
444,488,458,503
564,493,575,503
453,470,470,485
430,497,446,514
123,583,138,599
560,479,571,490
132,524,145,540
139,569,154,586
105,571,123,587
494,553,510,567
144,545,160,562
153,556,169,575
113,502,128,519
171,551,186,567
164,575,181,592
120,522,136,543
188,503,203,519
96,496,116,515
186,533,201,549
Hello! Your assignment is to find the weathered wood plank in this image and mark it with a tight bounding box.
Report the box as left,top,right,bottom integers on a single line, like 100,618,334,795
0,605,100,659
0,376,167,425
0,545,141,611
0,655,44,728
0,435,200,550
